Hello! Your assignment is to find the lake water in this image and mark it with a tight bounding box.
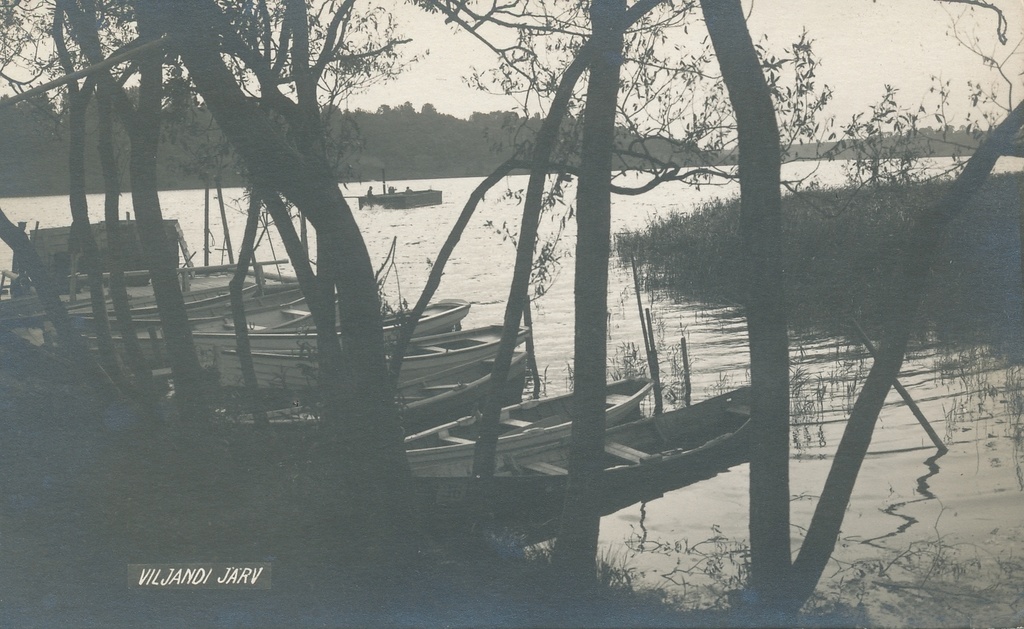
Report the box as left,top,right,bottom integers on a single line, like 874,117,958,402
1,158,1023,625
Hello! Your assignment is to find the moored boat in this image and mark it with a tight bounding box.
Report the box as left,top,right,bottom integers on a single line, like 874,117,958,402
222,352,530,429
415,387,752,524
404,378,654,477
191,298,470,341
204,325,531,389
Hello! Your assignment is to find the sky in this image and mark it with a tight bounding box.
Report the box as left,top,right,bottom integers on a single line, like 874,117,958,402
345,0,1024,124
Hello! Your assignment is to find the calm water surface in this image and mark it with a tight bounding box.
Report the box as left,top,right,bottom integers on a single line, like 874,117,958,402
2,159,1023,624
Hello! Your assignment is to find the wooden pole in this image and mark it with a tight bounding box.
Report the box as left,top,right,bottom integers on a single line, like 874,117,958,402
216,177,234,265
523,295,542,399
630,256,652,356
852,320,948,453
645,307,663,414
680,336,692,407
203,184,211,266
631,256,662,411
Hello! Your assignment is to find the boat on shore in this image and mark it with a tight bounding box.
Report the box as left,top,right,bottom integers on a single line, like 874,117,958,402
404,378,654,477
204,325,532,389
414,387,751,524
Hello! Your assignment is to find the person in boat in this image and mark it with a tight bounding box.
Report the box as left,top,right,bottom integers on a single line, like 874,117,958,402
367,186,374,197
388,186,397,194
405,186,412,192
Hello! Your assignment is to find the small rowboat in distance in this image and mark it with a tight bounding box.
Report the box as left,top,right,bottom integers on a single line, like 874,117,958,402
415,387,752,526
404,378,653,477
358,189,442,209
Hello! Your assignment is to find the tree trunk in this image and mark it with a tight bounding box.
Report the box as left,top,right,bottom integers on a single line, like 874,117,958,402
0,211,97,371
97,77,156,400
228,193,263,401
552,0,626,578
66,79,124,384
150,0,415,549
53,6,123,385
130,0,208,423
701,0,792,609
790,100,1024,604
470,42,598,486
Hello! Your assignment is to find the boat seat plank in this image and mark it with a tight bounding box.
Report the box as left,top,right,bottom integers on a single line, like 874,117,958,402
281,309,309,317
440,436,474,445
523,461,568,476
413,345,448,354
500,417,532,428
151,367,173,380
605,394,633,405
605,441,650,463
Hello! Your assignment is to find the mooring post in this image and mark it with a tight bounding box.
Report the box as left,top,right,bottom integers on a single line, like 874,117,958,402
523,295,542,399
646,307,663,414
680,336,692,407
204,185,211,267
631,256,662,413
852,319,948,453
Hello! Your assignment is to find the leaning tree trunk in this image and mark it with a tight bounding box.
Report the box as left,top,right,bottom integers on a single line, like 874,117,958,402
128,0,208,423
228,193,263,402
97,77,157,403
790,99,1024,605
65,78,124,384
150,0,415,550
552,0,626,578
0,210,103,381
52,6,124,385
701,0,793,610
469,42,598,489
389,158,522,381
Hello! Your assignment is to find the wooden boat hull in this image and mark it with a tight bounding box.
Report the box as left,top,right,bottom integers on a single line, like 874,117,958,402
224,353,529,430
399,352,529,429
204,325,531,390
414,388,752,526
68,280,259,319
358,189,443,209
193,299,470,340
404,378,654,477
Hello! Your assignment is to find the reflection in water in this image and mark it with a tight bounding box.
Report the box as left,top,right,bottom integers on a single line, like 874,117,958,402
862,451,945,546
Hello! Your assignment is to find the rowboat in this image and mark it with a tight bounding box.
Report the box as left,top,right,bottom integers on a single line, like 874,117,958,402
404,378,653,476
204,325,531,389
191,298,471,341
67,278,260,318
95,297,469,369
222,352,529,429
398,352,528,428
82,288,307,365
358,189,443,209
415,387,752,524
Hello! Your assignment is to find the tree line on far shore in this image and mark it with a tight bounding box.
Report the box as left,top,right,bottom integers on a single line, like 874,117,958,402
0,92,981,199
0,98,526,197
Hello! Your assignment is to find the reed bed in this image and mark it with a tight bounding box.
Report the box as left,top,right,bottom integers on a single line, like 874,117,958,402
617,174,1023,348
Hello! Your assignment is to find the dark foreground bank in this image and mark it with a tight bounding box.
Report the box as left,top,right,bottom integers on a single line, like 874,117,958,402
0,331,873,628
